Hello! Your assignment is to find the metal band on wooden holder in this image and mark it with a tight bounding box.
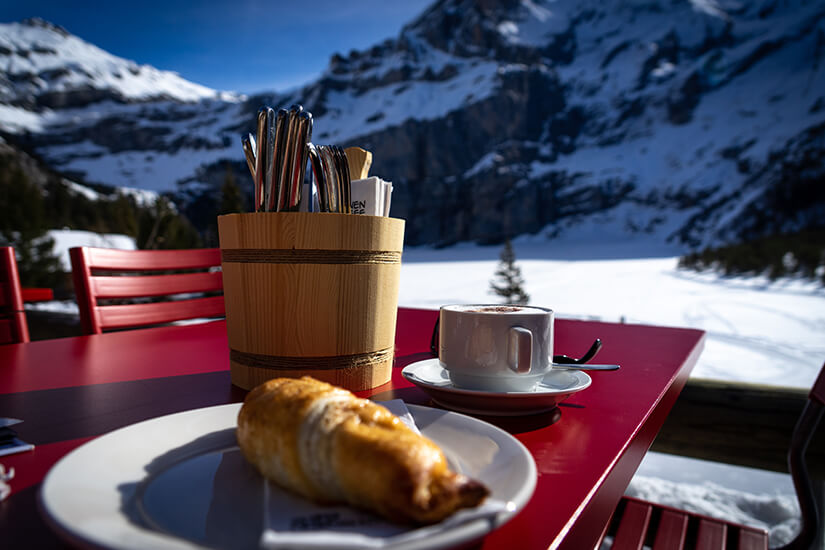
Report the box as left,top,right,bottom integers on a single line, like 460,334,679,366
229,347,394,371
221,249,400,265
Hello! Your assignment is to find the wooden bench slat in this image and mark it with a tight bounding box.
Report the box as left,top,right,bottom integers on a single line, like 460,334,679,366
90,271,223,299
97,296,225,330
696,518,727,550
612,500,653,550
85,247,221,271
653,509,689,550
737,527,768,550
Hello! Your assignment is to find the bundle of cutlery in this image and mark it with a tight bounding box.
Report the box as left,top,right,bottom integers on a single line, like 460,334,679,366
241,104,391,216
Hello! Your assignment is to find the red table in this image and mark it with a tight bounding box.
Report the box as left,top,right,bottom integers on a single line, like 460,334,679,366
0,307,704,549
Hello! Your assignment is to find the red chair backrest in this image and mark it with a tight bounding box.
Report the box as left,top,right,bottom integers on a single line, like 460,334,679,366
0,246,30,344
70,247,224,335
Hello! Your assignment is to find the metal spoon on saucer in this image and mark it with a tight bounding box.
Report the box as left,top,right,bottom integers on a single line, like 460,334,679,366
552,363,620,371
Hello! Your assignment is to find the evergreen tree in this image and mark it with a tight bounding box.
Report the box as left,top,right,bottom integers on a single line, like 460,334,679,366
219,164,244,215
490,239,530,304
137,196,202,250
105,193,139,237
202,163,245,247
0,157,63,288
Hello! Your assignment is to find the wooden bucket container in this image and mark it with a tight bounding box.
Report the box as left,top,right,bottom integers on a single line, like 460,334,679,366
217,212,405,391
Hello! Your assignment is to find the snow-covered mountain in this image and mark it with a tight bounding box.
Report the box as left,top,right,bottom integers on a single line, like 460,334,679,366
0,18,235,110
1,2,824,248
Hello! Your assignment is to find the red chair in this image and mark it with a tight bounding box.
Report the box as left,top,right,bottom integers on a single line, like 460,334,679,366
0,246,30,344
70,247,224,335
602,362,825,550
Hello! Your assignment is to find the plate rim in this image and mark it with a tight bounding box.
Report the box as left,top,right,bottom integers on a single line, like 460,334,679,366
39,402,537,550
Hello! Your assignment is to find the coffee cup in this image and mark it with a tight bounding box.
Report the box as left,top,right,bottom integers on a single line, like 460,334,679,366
438,304,554,392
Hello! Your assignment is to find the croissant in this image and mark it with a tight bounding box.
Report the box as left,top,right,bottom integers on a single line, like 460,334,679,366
236,376,489,524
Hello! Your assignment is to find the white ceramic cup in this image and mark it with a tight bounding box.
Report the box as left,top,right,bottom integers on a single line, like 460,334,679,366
438,304,554,392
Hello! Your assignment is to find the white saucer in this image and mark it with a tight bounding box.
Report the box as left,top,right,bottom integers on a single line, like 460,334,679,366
401,359,592,416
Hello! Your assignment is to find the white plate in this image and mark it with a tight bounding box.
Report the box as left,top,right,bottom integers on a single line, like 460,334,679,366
402,359,591,416
40,403,536,550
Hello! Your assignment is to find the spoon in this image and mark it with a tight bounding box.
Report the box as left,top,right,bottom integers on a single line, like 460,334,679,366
241,133,256,184
552,363,620,371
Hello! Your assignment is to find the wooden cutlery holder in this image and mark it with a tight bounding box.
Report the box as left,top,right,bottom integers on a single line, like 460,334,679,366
218,212,405,391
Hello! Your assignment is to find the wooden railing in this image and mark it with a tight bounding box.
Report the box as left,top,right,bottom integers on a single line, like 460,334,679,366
651,378,825,478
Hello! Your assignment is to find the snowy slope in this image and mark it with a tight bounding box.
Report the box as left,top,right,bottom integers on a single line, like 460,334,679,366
1,2,824,248
0,18,245,190
0,18,232,107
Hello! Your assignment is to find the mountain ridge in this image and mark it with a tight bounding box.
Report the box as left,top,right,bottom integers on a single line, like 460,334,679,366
1,1,824,249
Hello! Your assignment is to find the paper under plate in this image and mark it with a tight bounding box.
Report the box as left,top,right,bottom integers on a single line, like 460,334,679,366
40,403,536,550
402,359,591,416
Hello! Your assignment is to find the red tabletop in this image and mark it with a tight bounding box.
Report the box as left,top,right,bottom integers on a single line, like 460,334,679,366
0,308,704,549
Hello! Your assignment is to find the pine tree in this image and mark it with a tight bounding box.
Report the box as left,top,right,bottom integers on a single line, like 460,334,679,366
137,196,202,250
489,239,529,304
0,157,63,288
219,164,244,215
201,163,245,247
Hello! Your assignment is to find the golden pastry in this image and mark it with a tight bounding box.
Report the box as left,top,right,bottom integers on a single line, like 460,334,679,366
236,376,489,524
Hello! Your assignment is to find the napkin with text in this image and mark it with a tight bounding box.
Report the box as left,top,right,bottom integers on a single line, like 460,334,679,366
259,400,510,549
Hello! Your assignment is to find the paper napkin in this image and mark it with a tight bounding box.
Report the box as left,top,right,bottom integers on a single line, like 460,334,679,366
351,177,393,216
259,400,510,550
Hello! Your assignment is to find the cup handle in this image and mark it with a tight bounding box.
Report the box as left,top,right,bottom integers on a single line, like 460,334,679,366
508,327,533,374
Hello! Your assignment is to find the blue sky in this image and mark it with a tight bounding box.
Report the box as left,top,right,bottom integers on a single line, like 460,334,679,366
0,0,433,94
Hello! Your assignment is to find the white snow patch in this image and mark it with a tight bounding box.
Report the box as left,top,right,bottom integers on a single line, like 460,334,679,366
62,179,101,201
464,152,504,178
46,229,136,271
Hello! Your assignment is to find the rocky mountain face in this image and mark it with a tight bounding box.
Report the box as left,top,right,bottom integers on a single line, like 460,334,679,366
1,2,824,248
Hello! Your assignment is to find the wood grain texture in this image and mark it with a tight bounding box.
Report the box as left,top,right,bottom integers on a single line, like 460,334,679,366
344,147,372,180
218,212,405,391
